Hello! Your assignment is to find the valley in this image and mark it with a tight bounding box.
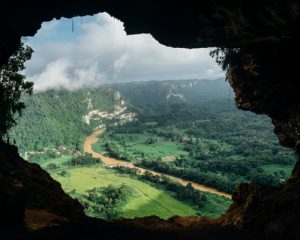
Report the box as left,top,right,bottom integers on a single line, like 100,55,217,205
84,128,231,199
9,79,296,221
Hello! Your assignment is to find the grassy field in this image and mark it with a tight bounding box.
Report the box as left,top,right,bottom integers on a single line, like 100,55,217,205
262,164,294,176
201,192,232,218
48,165,198,219
94,132,188,161
116,170,232,218
40,155,72,168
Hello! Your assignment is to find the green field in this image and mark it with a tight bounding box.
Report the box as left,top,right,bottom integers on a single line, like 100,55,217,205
262,164,293,177
94,131,188,161
201,192,232,218
40,155,72,168
48,165,199,219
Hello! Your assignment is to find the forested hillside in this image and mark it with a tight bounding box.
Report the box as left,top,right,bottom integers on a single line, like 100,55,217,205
9,87,135,153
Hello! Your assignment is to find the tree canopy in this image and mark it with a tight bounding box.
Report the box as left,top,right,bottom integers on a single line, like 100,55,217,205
0,43,33,138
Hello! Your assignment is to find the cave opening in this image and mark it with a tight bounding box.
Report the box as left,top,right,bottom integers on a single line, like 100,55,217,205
6,12,296,224
1,2,300,239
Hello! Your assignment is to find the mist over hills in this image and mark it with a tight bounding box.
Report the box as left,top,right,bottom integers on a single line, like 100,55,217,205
109,78,231,106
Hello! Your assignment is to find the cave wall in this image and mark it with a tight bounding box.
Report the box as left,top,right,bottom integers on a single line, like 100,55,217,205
0,141,84,230
1,0,300,238
1,1,300,65
218,42,300,238
226,43,300,151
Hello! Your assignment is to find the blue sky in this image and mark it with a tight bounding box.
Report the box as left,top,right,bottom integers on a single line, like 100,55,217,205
26,16,94,44
24,13,224,91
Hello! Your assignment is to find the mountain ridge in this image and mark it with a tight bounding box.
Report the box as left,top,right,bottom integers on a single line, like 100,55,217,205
9,78,231,153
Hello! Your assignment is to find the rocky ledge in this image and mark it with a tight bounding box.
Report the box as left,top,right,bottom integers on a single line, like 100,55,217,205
0,141,84,231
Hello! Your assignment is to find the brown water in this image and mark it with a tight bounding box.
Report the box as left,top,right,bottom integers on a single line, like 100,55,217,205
84,129,232,199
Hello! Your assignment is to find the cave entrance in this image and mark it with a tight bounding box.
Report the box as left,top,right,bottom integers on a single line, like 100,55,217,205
9,12,296,222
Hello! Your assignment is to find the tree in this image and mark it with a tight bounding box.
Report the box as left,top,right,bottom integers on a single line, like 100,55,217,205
209,47,241,71
0,43,33,139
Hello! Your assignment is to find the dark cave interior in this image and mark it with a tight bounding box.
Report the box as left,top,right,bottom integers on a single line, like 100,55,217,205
0,1,300,239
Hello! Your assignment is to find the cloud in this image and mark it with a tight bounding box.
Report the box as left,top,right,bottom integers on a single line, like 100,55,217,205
24,12,224,91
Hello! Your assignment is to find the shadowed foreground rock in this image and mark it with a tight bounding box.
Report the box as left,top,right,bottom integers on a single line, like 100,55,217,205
220,178,300,239
0,141,84,230
220,43,300,238
1,216,268,240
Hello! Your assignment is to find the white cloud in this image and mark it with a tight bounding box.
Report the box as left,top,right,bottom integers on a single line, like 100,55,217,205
24,12,224,91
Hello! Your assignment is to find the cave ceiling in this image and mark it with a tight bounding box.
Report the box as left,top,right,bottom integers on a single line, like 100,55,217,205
1,0,299,66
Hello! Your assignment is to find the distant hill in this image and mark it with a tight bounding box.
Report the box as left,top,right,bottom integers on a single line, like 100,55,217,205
9,79,238,152
110,78,231,108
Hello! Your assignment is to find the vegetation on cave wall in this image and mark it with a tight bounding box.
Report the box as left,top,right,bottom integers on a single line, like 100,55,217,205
0,44,33,138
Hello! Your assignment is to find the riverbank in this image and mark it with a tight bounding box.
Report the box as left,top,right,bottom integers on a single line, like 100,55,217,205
84,129,232,199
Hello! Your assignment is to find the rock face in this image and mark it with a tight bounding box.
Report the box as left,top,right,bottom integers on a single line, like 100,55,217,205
226,44,300,151
0,141,84,230
1,0,300,239
219,43,300,238
221,179,300,238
